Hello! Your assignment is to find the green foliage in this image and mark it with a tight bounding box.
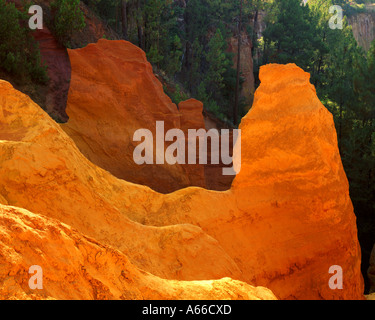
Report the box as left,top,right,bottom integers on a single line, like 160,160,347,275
142,0,184,75
198,28,235,121
147,44,164,65
83,0,118,29
0,0,48,84
350,40,375,211
263,0,318,72
51,0,86,47
165,35,183,75
182,0,261,122
204,29,229,93
333,0,368,16
166,83,190,105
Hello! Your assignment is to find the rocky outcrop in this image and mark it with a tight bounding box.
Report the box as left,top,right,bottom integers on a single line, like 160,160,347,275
178,99,207,187
61,39,206,193
179,99,205,131
0,56,364,299
230,64,364,299
203,129,236,191
0,203,276,300
348,11,375,51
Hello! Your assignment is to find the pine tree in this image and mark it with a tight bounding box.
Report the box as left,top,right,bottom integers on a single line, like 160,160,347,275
263,0,318,72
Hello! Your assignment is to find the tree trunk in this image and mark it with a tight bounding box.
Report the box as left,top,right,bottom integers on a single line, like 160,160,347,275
143,0,148,50
121,0,128,41
339,102,343,154
137,0,144,49
314,31,326,88
234,0,243,126
251,9,258,57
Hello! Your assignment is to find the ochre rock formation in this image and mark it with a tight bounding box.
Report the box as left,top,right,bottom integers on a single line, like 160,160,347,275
179,99,205,132
0,203,276,300
61,39,206,193
230,64,364,299
204,128,236,191
0,79,275,300
0,46,364,300
0,79,239,283
178,99,207,187
112,64,364,300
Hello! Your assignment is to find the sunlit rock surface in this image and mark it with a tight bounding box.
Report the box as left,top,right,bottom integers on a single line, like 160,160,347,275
0,204,276,300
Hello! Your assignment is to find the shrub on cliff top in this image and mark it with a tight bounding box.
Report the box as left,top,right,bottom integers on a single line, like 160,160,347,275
51,0,86,48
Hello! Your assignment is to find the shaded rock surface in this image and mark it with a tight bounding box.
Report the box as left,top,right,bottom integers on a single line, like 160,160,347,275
61,40,206,194
32,27,71,122
0,52,364,300
178,99,207,187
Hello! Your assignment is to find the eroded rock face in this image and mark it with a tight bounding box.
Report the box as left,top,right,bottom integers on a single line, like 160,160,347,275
178,99,207,187
0,58,364,300
61,39,206,193
349,12,375,51
230,64,364,299
0,204,276,300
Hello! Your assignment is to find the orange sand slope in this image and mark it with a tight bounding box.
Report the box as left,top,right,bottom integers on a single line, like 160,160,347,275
0,40,364,300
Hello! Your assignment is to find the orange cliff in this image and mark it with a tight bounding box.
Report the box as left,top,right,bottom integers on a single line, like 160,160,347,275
60,39,206,193
0,40,364,300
